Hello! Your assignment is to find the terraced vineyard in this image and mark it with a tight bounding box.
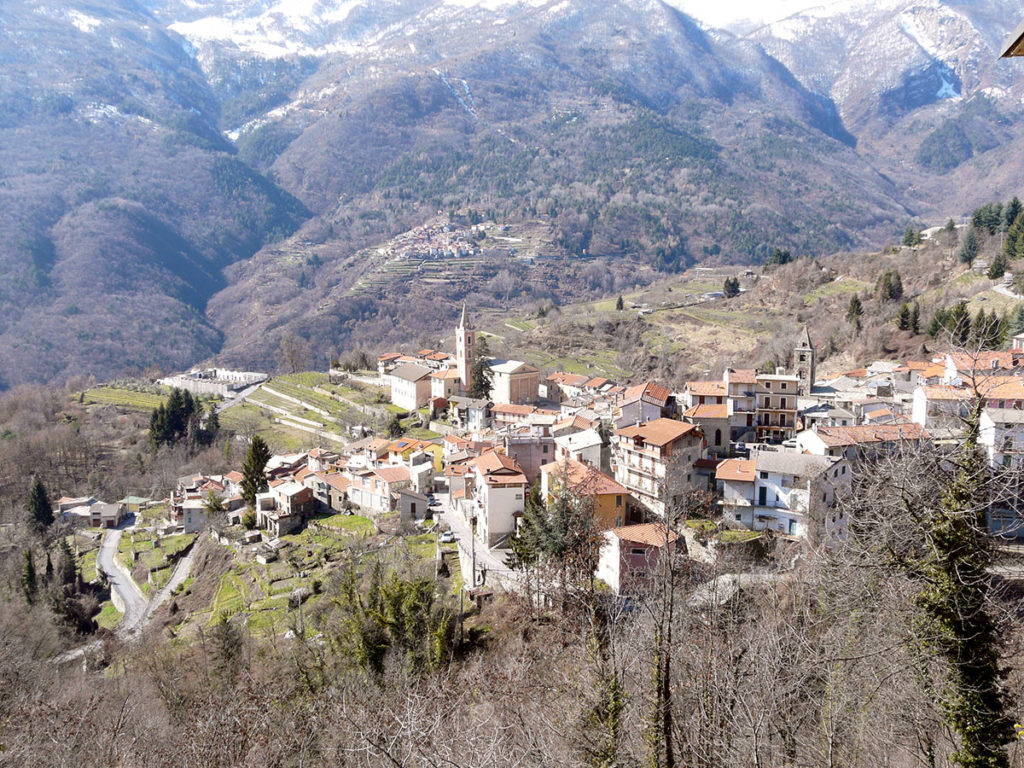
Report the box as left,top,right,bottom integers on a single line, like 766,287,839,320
81,386,168,411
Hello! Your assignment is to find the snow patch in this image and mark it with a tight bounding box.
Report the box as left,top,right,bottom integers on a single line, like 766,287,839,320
936,76,958,99
68,10,102,33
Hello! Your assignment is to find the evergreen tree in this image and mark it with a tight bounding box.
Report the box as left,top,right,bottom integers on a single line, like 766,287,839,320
910,301,921,334
951,301,972,346
987,250,1007,280
44,551,53,583
1005,196,1022,230
468,335,494,400
971,309,988,346
1005,216,1024,259
958,225,979,265
21,549,36,605
917,405,1013,766
241,435,271,509
766,248,792,266
210,612,244,688
846,294,864,331
386,414,403,438
1011,304,1024,337
902,225,922,247
723,277,740,298
58,537,76,588
27,476,53,531
615,295,624,311
898,302,911,330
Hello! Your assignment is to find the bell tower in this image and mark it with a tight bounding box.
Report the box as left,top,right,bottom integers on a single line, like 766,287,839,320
793,326,816,396
456,303,475,389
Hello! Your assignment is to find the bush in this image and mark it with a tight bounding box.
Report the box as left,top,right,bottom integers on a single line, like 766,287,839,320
242,512,256,530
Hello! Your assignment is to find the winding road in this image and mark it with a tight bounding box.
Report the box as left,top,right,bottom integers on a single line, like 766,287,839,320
97,526,149,634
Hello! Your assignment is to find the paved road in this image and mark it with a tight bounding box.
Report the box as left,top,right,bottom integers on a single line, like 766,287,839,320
96,525,149,635
993,283,1023,301
436,492,519,591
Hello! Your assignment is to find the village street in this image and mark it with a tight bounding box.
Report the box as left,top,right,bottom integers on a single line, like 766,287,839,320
436,491,519,591
96,525,148,634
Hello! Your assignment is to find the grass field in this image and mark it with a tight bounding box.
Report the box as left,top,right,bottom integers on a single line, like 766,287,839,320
81,386,167,411
95,601,123,630
803,278,871,306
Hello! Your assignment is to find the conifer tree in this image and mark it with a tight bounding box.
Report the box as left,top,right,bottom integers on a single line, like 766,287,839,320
846,295,863,331
910,301,921,334
1005,196,1022,230
987,250,1007,280
27,476,53,531
241,435,271,510
58,537,77,588
958,225,979,265
615,295,624,311
898,303,911,330
44,551,53,583
468,335,494,400
21,549,36,605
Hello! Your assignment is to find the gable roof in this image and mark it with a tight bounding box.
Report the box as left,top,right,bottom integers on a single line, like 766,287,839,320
623,381,672,405
811,423,926,447
684,403,729,420
716,458,755,483
610,523,678,546
725,368,757,384
685,381,727,397
616,418,699,447
389,363,432,382
542,458,626,496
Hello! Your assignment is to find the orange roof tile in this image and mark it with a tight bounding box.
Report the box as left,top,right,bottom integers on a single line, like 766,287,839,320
684,403,729,420
623,381,672,404
685,381,727,397
610,523,678,546
716,458,755,483
492,403,536,416
726,368,757,384
541,459,627,496
616,418,699,447
812,423,926,447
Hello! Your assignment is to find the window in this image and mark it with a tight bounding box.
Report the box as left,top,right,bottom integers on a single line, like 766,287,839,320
615,495,623,506
515,494,523,500
780,397,787,409
630,547,646,556
615,515,622,526
781,382,787,390
735,513,742,521
542,445,549,453
714,428,722,446
760,471,768,479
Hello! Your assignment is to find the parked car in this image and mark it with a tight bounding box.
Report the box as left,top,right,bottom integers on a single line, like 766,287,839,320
439,530,455,543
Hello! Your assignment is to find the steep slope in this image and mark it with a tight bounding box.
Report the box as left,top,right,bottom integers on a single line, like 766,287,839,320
0,0,309,387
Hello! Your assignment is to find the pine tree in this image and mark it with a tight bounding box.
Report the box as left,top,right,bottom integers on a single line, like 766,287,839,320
1005,216,1024,259
241,435,271,510
958,225,979,265
615,295,624,311
27,476,53,531
987,250,1007,280
902,225,922,247
1005,196,1022,230
898,302,911,330
846,295,864,331
44,551,53,583
910,302,921,334
1011,304,1024,337
21,549,36,605
971,309,988,347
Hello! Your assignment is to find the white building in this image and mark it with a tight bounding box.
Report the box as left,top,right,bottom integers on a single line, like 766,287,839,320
389,363,432,411
490,360,540,405
467,451,528,548
716,450,849,540
613,418,705,517
597,523,678,595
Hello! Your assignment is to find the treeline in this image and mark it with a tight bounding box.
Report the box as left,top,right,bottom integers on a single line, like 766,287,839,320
957,197,1024,279
927,301,1020,349
148,388,219,450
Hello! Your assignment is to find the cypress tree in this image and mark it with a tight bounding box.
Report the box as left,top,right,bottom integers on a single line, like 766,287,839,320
615,295,624,311
468,335,494,400
21,549,36,605
58,537,77,588
241,435,271,510
910,302,921,334
846,295,864,331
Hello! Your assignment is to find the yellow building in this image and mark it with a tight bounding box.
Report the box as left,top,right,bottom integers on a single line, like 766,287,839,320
540,458,634,530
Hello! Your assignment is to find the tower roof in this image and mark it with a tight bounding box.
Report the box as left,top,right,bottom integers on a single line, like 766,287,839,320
798,325,813,350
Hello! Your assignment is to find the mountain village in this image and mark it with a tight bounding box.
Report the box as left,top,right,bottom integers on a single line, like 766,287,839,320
56,301,1024,609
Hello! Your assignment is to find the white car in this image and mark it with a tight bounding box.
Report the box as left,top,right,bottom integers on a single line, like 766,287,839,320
439,531,455,543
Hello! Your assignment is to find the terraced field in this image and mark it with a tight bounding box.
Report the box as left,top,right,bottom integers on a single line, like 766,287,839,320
82,386,168,411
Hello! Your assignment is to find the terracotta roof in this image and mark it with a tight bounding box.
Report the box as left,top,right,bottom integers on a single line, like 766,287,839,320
548,372,588,386
492,403,536,416
684,403,729,420
616,418,699,447
916,363,947,379
716,458,755,483
585,377,610,388
472,449,519,474
610,523,678,546
947,351,1018,372
685,381,727,397
623,381,672,405
452,488,466,500
416,349,436,357
812,423,926,447
374,466,411,483
320,473,350,492
427,352,452,361
430,368,462,379
293,467,312,482
224,471,243,483
726,368,757,384
541,459,627,496
378,352,402,361
554,414,597,432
